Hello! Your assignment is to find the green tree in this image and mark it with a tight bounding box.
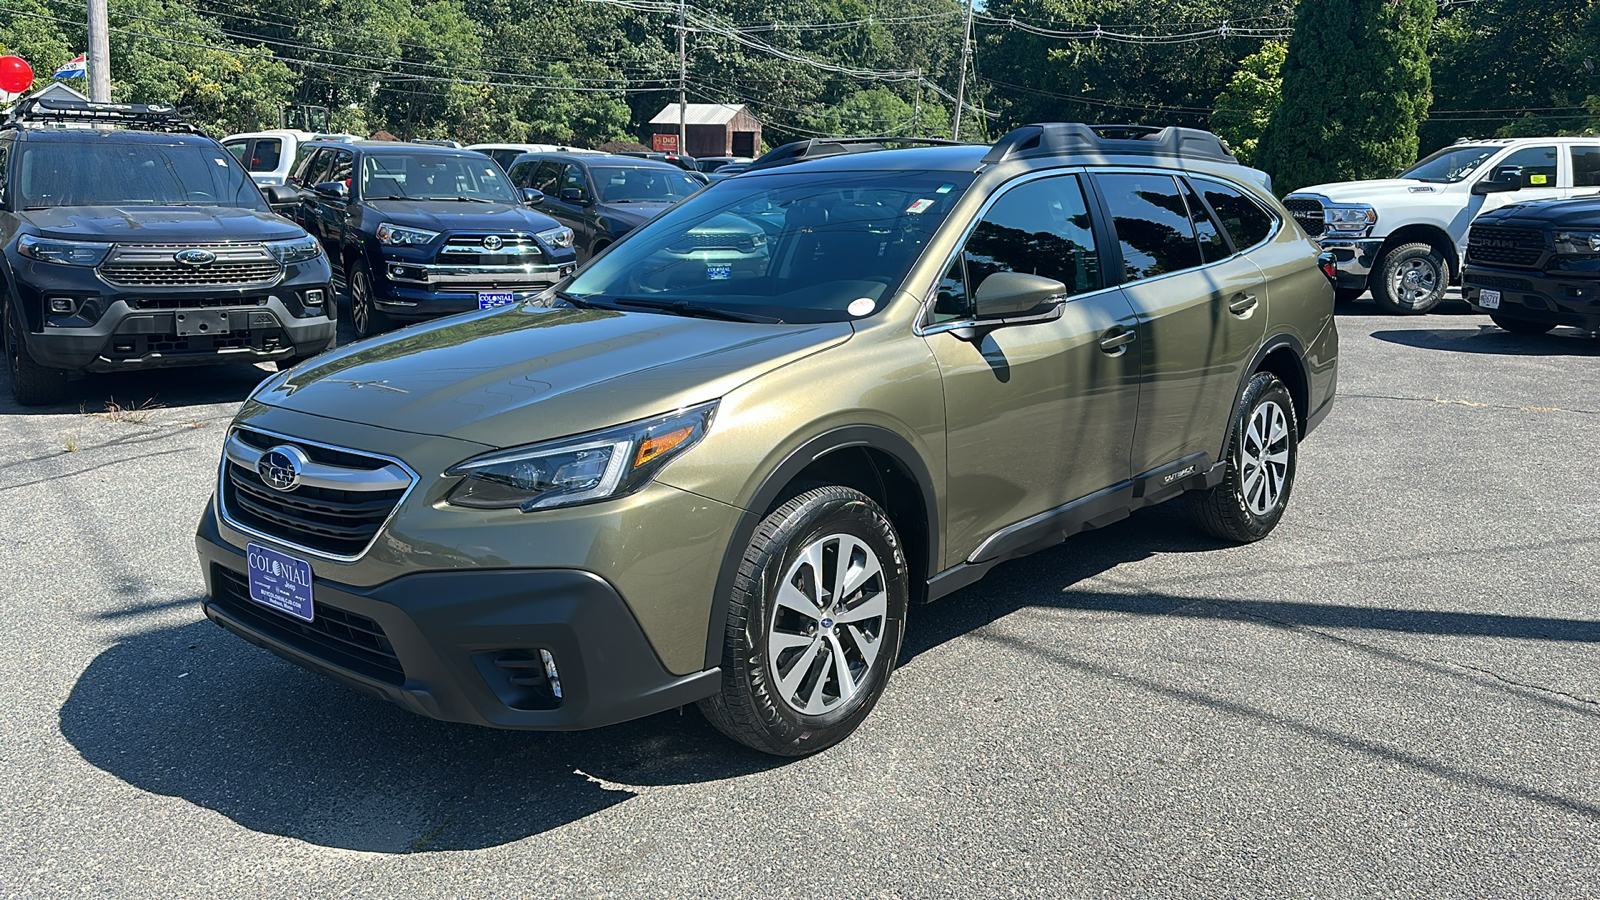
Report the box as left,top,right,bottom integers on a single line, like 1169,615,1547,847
0,0,77,95
1211,40,1285,166
1256,0,1436,193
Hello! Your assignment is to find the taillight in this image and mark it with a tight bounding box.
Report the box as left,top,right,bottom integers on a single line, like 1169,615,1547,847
1317,251,1338,284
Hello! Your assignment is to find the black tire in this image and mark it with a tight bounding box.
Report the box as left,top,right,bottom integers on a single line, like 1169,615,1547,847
1489,313,1555,335
347,259,390,338
1371,242,1450,315
1187,372,1298,543
1334,287,1364,305
4,300,70,406
699,485,909,756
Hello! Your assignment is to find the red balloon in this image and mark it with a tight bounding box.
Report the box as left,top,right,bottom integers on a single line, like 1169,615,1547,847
0,56,34,94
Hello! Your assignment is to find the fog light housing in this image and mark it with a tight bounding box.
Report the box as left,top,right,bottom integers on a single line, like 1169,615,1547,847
303,288,325,308
48,297,76,314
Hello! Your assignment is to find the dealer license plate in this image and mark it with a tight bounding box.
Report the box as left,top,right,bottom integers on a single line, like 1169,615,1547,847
1478,288,1501,310
478,291,517,310
246,542,314,623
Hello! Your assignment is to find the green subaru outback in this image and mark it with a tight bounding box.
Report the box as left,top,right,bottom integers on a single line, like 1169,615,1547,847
196,125,1338,756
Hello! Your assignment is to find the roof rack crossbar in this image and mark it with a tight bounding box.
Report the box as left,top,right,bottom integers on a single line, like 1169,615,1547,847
744,135,981,173
981,123,1236,166
6,98,205,134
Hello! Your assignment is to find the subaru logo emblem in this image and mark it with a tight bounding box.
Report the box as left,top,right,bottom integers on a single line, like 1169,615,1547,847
482,235,504,251
174,248,217,267
257,445,306,492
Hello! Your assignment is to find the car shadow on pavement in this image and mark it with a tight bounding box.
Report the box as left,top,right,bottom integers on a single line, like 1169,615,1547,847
1372,325,1600,356
0,361,276,418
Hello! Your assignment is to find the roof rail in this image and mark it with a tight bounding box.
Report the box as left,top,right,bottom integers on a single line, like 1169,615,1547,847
981,123,1236,166
6,97,205,134
744,135,978,173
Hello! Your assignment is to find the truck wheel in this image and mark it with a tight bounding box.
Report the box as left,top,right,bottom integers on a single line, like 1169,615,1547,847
1186,372,1298,543
1372,243,1449,315
4,301,70,406
1489,313,1554,335
347,259,390,338
699,485,908,756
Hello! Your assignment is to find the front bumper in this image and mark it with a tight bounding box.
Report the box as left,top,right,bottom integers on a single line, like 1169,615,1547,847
1314,236,1383,291
369,249,577,320
1462,266,1600,329
196,507,721,729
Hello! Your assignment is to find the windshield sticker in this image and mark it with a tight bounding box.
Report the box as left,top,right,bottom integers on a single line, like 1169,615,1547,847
1530,174,1548,185
847,297,876,317
906,198,935,214
935,184,954,194
707,264,732,280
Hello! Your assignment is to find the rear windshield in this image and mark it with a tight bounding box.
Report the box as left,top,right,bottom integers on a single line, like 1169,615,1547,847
16,139,267,210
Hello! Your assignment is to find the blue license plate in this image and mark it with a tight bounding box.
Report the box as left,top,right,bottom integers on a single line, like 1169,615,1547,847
478,291,516,309
246,543,315,623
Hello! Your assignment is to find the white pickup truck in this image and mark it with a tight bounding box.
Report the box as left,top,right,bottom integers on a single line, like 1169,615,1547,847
1285,137,1600,313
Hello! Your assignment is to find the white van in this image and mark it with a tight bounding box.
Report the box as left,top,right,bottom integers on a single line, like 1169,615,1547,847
466,143,606,174
221,130,359,186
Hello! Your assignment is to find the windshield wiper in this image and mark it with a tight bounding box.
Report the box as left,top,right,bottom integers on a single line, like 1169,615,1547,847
552,290,599,309
611,297,781,324
444,196,497,204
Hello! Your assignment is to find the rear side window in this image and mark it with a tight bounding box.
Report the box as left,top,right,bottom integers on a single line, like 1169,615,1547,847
1572,145,1600,187
249,139,282,172
1195,179,1276,251
1096,172,1201,280
1181,181,1230,262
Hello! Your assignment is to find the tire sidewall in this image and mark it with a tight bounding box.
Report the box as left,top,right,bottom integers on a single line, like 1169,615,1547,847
1226,374,1298,538
738,492,908,753
350,260,375,337
1376,244,1449,314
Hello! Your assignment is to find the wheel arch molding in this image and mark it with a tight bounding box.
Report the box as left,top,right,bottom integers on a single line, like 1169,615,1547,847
700,425,940,671
1225,334,1311,453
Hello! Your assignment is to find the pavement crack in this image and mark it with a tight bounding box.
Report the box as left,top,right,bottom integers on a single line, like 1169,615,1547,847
1341,392,1600,416
1442,660,1600,709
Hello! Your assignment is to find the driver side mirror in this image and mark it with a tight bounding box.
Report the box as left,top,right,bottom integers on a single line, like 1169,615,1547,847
262,184,298,209
521,188,545,205
1472,166,1524,195
560,187,590,205
950,272,1069,341
313,180,348,201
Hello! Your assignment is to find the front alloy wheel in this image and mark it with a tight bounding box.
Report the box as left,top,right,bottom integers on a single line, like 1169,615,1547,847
766,532,889,716
348,261,384,338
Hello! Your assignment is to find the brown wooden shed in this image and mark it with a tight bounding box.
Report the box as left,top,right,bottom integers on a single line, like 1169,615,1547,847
649,103,762,158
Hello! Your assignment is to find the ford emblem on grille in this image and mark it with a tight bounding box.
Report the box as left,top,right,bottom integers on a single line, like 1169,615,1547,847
482,235,504,251
257,445,305,492
174,248,217,267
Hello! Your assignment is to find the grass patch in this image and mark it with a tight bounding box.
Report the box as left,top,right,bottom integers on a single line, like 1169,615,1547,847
87,396,164,425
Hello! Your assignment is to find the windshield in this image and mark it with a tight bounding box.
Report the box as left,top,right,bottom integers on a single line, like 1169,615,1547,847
564,169,977,323
591,165,702,203
1401,145,1498,183
16,140,266,209
361,152,518,202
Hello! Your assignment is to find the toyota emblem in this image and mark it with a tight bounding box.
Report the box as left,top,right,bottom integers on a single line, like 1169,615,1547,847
174,248,217,267
257,445,306,492
482,235,504,251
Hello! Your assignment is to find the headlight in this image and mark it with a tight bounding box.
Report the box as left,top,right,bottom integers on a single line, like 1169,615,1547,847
1324,205,1377,232
375,223,440,246
17,235,112,267
1553,231,1600,255
267,235,323,264
537,226,575,251
445,401,717,512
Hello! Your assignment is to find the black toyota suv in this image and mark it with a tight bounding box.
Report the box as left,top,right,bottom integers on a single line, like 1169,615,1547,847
1463,197,1600,334
288,141,578,337
505,153,708,261
1,99,336,406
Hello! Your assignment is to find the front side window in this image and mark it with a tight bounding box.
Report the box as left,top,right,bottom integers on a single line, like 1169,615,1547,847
15,139,267,210
224,141,248,161
565,169,976,323
934,174,1102,323
530,161,561,195
1196,179,1276,250
1573,145,1600,187
359,152,519,202
1096,172,1201,281
326,150,353,187
295,147,334,187
1490,145,1559,188
559,164,591,201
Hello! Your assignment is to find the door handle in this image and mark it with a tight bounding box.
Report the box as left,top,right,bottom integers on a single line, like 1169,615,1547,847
1228,294,1259,315
1099,327,1136,354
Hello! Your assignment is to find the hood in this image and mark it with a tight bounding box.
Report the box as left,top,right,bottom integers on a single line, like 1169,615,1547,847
595,201,674,229
1478,192,1600,227
254,305,852,447
1290,179,1441,204
367,200,560,233
20,206,304,242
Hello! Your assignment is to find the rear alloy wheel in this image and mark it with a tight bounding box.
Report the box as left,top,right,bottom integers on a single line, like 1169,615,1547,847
700,485,908,756
1489,313,1555,335
4,301,70,406
1373,243,1449,315
348,260,388,338
1187,372,1298,543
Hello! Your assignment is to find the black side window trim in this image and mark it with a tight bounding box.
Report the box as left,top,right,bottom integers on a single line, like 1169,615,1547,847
1186,174,1282,255
1179,176,1239,258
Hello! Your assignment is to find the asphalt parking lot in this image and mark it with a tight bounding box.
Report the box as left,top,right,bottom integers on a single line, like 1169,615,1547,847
1,293,1597,897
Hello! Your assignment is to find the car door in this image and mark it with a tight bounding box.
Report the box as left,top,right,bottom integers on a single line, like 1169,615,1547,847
305,148,354,256
1093,170,1266,477
924,172,1142,566
289,147,334,236
555,162,600,258
1475,144,1567,216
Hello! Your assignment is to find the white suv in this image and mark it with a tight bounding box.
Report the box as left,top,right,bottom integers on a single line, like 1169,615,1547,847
1286,137,1600,313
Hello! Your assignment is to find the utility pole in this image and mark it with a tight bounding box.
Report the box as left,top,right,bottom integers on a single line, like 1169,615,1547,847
677,0,687,154
87,0,111,102
913,69,921,137
951,0,974,140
